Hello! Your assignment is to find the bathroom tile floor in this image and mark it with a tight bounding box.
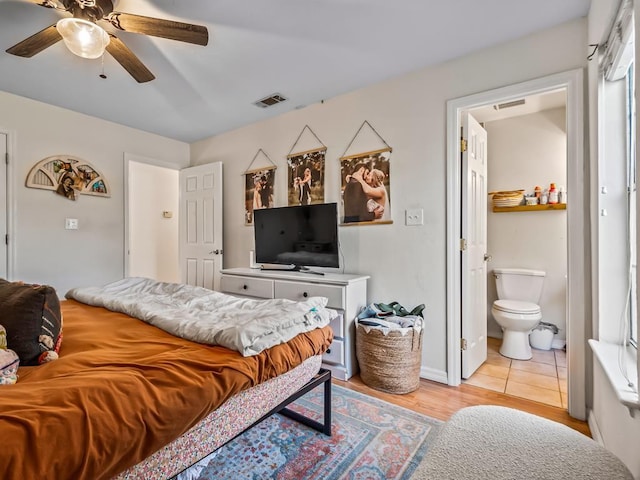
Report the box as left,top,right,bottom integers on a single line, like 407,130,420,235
464,337,567,408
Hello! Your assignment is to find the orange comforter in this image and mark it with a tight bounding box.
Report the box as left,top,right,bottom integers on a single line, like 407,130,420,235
0,300,333,480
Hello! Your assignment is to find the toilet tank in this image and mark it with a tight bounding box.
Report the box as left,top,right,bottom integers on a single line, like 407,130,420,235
493,268,546,303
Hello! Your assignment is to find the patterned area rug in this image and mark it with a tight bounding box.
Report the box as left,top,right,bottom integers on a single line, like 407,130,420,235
183,384,442,480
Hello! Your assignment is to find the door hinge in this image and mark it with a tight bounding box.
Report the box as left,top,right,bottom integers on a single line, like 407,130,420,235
4,152,8,165
461,338,468,350
460,138,467,153
460,238,467,251
4,234,8,245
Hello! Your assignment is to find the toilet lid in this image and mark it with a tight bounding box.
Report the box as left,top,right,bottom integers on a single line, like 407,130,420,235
493,299,540,314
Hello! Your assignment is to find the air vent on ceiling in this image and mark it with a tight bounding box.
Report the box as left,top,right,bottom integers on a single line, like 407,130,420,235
493,99,526,110
254,93,288,108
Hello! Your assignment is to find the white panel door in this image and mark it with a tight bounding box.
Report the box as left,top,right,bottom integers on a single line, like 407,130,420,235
0,133,6,279
461,113,488,379
179,162,223,291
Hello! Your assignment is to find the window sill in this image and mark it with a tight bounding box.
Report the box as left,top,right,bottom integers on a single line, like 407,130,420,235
589,339,640,415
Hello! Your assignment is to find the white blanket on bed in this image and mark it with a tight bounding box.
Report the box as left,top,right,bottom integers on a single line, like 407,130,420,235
66,277,335,357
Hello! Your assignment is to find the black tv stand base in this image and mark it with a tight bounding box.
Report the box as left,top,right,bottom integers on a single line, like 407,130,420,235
260,265,325,276
298,268,325,276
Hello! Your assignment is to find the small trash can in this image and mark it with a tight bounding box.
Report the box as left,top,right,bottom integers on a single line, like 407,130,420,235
355,306,424,394
529,322,558,350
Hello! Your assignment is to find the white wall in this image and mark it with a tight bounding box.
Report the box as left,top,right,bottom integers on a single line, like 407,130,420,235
592,362,640,478
484,108,568,342
128,161,180,283
190,19,587,379
0,91,189,295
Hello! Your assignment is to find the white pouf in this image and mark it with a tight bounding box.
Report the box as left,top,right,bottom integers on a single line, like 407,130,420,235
411,405,633,480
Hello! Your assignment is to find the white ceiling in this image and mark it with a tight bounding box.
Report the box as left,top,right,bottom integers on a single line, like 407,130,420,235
0,0,591,143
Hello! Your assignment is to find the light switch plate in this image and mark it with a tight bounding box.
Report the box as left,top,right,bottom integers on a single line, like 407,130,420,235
65,218,78,230
405,208,424,226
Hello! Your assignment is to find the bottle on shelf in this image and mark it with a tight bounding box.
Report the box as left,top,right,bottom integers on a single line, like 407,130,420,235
548,183,558,204
534,186,541,201
540,189,549,205
558,185,566,204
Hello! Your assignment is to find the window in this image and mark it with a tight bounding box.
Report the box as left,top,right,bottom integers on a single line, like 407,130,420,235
627,62,637,347
600,0,637,348
604,0,638,348
590,0,639,412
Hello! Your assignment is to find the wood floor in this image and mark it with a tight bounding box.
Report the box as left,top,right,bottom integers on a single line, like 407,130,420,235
333,375,590,437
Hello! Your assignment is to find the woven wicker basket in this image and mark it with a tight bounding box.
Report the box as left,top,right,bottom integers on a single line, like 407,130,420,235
490,190,524,208
356,322,423,394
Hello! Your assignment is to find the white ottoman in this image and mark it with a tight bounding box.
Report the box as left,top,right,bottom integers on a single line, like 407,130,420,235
411,405,633,480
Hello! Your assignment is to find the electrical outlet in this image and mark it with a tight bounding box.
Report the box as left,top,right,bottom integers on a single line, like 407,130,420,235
65,218,78,230
405,208,424,226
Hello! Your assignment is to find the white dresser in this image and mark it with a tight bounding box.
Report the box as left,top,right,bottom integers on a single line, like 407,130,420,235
220,267,369,381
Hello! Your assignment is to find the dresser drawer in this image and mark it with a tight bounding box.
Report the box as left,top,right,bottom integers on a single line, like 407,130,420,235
274,281,344,309
323,338,345,366
220,275,273,299
328,311,344,338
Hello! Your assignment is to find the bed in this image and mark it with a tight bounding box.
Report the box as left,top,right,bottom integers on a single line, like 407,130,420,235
0,279,335,480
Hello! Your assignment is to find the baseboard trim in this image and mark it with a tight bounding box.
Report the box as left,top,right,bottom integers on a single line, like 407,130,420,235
420,366,448,384
587,409,603,445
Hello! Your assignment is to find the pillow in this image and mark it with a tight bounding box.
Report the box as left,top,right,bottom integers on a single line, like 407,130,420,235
0,325,19,384
0,279,63,365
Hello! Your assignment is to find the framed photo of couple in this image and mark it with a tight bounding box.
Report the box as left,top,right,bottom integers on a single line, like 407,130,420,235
339,148,392,225
287,148,326,206
244,167,276,226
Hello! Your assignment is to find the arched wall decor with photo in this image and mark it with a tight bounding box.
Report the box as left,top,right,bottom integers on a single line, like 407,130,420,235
243,149,276,226
25,155,110,201
286,125,326,206
339,121,392,225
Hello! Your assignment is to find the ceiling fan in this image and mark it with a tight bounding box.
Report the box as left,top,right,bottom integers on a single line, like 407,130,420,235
6,0,209,83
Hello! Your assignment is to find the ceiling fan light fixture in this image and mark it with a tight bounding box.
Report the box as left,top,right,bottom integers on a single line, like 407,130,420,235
56,18,110,59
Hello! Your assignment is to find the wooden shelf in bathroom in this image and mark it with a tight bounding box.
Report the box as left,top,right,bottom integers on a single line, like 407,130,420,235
492,204,567,213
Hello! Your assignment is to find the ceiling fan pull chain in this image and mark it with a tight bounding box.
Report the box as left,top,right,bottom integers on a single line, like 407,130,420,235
99,52,107,79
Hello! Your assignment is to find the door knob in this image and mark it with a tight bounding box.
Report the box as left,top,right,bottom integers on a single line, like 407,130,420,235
209,249,223,255
484,254,492,262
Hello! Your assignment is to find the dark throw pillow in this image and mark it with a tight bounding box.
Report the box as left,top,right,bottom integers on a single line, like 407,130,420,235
0,279,63,365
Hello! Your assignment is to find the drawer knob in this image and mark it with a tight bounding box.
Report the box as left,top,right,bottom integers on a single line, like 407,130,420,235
303,292,308,298
242,285,248,290
326,348,331,354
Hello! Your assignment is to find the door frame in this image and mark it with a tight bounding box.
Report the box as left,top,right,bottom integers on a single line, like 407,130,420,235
0,128,15,280
123,153,180,277
445,69,586,419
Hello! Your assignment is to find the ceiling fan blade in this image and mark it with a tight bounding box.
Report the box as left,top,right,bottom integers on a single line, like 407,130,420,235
6,24,62,58
107,12,208,46
105,35,155,83
28,0,61,9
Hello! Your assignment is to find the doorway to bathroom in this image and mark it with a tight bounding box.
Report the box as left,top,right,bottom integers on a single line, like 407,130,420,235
445,69,587,420
464,91,568,409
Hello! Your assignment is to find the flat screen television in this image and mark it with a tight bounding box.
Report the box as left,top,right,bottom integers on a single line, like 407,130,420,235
253,203,339,273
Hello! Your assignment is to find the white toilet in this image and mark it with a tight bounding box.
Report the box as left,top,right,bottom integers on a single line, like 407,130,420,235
491,268,545,360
